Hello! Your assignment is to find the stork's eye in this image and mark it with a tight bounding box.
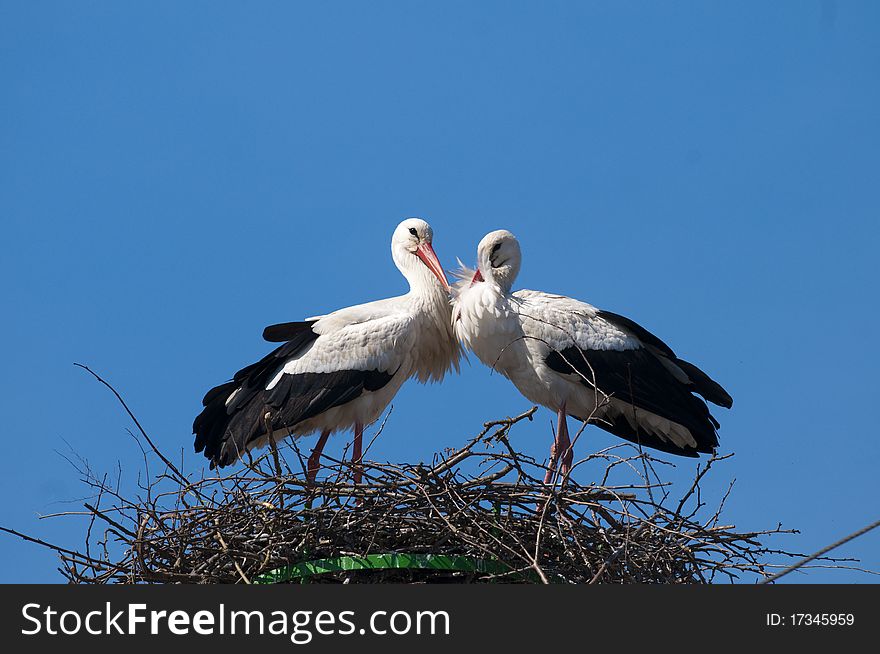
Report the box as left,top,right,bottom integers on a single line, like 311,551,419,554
409,227,418,237
491,243,502,254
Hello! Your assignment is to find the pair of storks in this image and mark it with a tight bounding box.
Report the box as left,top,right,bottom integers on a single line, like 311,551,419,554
193,219,732,483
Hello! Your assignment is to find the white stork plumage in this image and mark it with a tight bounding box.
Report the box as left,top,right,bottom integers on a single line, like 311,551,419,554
452,230,732,483
193,218,460,482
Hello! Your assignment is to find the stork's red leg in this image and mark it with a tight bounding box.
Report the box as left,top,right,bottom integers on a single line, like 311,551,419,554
307,430,331,485
351,422,364,485
543,404,569,484
559,411,573,476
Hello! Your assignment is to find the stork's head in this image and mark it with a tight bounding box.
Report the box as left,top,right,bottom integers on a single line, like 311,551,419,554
391,218,450,291
472,229,521,293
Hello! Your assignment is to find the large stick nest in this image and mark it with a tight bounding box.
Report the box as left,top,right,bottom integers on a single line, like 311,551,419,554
27,404,813,584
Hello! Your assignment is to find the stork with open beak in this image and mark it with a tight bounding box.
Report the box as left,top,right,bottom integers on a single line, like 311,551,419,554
193,218,460,483
452,230,732,483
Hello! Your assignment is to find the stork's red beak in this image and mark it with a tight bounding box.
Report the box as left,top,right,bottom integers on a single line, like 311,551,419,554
415,243,450,290
470,269,484,286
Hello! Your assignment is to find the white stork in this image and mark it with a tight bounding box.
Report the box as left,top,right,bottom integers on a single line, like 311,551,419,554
193,218,460,482
452,230,732,483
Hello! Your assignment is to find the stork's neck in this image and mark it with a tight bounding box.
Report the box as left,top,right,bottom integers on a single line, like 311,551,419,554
399,253,459,382
405,261,446,297
483,268,516,295
392,244,444,298
407,269,453,337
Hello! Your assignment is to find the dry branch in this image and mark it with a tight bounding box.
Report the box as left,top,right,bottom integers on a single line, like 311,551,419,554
10,404,837,584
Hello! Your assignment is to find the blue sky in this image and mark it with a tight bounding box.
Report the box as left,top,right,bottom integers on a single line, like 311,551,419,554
1,1,878,583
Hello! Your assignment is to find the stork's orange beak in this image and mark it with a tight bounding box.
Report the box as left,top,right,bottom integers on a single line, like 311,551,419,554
470,268,484,286
415,243,450,290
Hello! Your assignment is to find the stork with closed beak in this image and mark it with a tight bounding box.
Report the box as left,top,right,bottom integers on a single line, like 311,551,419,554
193,218,460,483
452,230,732,483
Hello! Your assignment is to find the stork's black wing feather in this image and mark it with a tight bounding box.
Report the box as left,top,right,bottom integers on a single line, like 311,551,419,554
263,320,318,343
545,346,719,455
193,321,397,469
673,358,733,409
193,324,320,464
597,310,732,408
208,369,394,468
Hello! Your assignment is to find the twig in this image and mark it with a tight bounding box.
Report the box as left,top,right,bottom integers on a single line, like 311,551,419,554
760,517,880,584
